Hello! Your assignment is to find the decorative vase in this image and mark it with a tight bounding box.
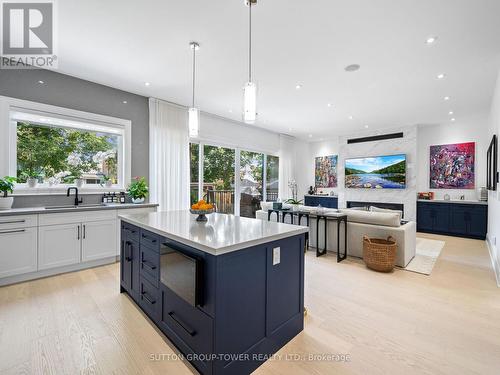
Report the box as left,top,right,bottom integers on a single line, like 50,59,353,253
105,180,113,188
291,204,300,212
75,179,84,188
0,197,14,210
27,178,38,188
132,197,145,204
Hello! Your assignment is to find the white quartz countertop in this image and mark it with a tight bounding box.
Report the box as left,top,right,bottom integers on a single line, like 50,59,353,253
417,199,487,206
0,203,159,216
118,210,309,256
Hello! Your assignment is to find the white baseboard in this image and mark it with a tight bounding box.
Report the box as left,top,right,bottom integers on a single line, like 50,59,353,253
486,235,500,287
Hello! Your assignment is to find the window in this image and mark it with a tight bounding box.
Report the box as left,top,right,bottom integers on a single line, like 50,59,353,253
203,145,235,214
2,98,131,191
16,121,120,185
189,141,278,217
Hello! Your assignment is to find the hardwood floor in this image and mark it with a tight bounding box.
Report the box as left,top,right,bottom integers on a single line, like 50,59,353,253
1,233,499,374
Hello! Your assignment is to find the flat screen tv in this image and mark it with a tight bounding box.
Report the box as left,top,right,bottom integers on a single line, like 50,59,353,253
345,154,406,189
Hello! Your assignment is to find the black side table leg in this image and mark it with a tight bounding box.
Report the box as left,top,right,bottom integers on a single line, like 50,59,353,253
323,216,328,255
337,218,348,263
316,216,321,257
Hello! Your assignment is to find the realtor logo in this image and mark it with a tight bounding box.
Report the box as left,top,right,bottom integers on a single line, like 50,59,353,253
1,0,57,69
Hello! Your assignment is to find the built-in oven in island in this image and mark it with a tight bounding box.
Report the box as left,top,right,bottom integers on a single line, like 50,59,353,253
160,241,203,307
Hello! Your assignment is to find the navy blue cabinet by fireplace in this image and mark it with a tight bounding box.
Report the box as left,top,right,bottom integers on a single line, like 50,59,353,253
304,195,338,208
120,221,305,375
417,201,488,239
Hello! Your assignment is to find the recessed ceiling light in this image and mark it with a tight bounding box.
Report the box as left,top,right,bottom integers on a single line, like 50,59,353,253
38,80,44,84
364,125,369,129
144,82,150,86
348,115,354,120
426,36,438,45
308,134,312,138
122,100,128,104
444,96,450,101
448,111,454,115
451,118,456,122
228,109,233,113
327,103,332,107
436,73,446,80
345,64,360,72
295,84,302,90
288,127,292,131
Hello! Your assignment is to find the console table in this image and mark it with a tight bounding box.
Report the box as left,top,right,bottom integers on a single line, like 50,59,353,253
304,195,338,209
417,200,487,239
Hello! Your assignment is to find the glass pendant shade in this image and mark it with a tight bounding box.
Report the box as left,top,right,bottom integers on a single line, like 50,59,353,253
243,81,257,124
188,107,199,137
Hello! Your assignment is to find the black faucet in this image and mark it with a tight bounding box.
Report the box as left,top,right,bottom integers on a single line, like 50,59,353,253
67,187,83,206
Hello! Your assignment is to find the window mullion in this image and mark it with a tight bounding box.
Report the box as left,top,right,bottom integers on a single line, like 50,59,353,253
263,154,267,202
234,148,241,216
198,142,204,201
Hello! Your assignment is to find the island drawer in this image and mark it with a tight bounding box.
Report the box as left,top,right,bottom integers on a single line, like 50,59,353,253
160,285,213,356
139,276,160,320
0,215,38,230
140,245,160,287
140,229,160,252
122,222,140,242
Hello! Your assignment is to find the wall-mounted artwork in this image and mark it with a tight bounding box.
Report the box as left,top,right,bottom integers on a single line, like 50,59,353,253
429,142,475,189
345,154,406,189
315,155,338,188
487,135,498,191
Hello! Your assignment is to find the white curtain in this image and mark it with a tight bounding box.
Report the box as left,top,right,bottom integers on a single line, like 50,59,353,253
278,134,297,201
149,98,190,211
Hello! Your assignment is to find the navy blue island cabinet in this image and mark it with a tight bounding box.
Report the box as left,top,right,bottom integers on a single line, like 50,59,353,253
120,212,307,375
417,201,488,240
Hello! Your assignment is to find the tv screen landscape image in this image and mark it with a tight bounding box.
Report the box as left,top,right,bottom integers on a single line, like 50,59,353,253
345,154,406,189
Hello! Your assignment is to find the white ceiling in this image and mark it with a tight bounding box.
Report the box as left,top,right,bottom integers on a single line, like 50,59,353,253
55,0,500,140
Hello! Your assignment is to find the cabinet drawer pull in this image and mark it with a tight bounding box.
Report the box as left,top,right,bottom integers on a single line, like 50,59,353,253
77,225,80,240
0,219,26,225
141,291,156,305
0,229,26,235
168,311,196,336
142,260,157,270
83,225,86,239
142,234,157,243
125,241,133,261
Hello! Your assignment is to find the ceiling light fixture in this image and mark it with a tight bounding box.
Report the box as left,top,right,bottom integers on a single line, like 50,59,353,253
426,36,438,45
243,0,257,124
189,41,200,137
38,80,44,84
327,103,332,107
448,111,454,115
308,134,313,138
144,82,150,86
345,64,360,72
436,73,446,80
348,115,354,120
444,96,450,101
364,125,369,129
451,118,456,122
122,100,127,104
295,84,302,90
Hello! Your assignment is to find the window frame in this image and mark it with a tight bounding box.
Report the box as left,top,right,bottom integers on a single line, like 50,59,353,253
189,138,279,217
0,96,131,194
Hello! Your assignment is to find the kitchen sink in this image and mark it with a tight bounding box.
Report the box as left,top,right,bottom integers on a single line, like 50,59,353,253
45,204,108,210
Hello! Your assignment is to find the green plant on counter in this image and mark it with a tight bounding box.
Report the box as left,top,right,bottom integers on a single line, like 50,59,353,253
127,177,149,199
284,198,303,205
0,176,16,197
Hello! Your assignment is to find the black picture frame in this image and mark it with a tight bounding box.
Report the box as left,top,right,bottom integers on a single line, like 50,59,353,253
487,134,498,191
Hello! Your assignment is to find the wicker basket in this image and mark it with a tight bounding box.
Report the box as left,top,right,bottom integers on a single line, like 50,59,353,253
363,235,397,272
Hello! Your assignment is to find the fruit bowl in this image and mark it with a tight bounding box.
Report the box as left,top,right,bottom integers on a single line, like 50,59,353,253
190,208,215,222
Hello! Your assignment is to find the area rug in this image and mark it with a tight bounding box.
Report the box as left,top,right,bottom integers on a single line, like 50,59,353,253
402,238,445,275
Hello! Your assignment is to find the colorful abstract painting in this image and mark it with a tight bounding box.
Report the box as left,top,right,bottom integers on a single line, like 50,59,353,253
429,142,475,189
315,155,338,188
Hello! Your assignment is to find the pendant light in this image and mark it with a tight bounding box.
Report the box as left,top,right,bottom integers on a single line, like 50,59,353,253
243,0,257,124
189,41,200,137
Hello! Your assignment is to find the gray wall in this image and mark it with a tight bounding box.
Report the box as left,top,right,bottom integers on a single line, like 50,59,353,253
0,69,149,183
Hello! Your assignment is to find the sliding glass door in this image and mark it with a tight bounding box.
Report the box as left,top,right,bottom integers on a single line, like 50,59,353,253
190,142,278,217
240,151,264,218
203,145,235,214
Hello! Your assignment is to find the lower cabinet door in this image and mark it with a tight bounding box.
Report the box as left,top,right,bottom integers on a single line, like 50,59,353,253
139,277,160,320
0,226,37,278
38,224,81,270
82,219,117,262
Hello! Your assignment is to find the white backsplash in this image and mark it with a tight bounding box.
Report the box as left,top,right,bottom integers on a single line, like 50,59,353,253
337,126,418,221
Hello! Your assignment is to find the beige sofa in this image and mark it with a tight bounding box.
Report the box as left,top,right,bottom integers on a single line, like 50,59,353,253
256,204,416,267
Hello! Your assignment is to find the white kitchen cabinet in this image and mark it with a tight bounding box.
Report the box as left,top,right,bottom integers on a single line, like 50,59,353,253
38,223,81,270
0,226,37,278
81,219,117,262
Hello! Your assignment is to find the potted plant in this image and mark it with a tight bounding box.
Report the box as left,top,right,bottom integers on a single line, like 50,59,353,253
285,198,303,211
22,171,39,188
100,175,113,188
0,176,16,210
285,180,302,210
127,177,148,204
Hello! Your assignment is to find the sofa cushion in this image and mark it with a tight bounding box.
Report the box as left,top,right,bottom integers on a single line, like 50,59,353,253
369,206,403,222
260,201,274,211
339,208,401,227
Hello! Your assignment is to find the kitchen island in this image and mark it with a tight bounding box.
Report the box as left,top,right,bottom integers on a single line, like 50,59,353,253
118,210,308,375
